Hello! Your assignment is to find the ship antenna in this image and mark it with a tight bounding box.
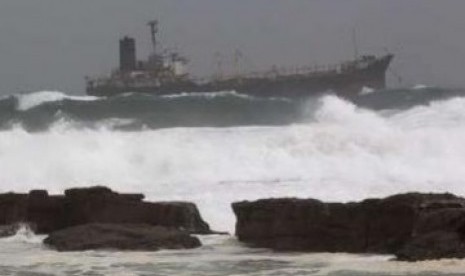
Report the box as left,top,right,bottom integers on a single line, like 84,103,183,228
214,51,224,80
233,49,243,77
148,20,159,55
352,28,359,60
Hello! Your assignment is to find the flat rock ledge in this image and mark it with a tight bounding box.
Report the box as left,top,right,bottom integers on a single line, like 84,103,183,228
0,186,212,235
44,223,201,251
232,193,465,261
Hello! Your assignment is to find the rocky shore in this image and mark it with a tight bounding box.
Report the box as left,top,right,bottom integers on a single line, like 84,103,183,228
0,186,212,251
2,186,465,260
233,193,465,261
44,223,201,251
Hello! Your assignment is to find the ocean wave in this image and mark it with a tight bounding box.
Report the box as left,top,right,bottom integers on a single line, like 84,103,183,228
160,90,292,102
0,89,301,132
0,224,44,244
0,87,463,132
109,90,257,100
359,86,376,95
161,90,252,99
412,84,431,90
3,95,465,232
15,91,99,111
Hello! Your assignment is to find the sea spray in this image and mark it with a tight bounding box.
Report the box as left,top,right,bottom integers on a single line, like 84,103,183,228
2,224,44,244
2,94,465,231
14,91,99,111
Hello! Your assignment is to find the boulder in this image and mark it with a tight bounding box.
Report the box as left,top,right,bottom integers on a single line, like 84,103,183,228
396,231,465,261
232,193,465,260
27,190,66,233
43,223,201,251
62,187,211,234
396,206,465,261
0,193,28,225
0,186,212,235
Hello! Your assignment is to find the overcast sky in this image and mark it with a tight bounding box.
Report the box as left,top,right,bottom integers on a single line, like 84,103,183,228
1,0,465,94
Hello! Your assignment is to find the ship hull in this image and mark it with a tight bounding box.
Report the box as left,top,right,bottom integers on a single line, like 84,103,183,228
87,55,393,98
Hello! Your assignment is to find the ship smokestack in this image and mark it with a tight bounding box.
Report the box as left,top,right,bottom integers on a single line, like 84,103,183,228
119,36,137,72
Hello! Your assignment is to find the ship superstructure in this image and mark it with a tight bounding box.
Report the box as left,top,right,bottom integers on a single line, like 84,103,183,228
86,20,393,98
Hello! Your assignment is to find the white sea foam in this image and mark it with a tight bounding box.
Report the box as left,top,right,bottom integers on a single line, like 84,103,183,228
160,90,291,102
412,84,430,90
1,224,44,244
3,95,465,273
16,91,99,111
2,95,465,233
161,90,252,99
359,86,375,95
0,232,465,275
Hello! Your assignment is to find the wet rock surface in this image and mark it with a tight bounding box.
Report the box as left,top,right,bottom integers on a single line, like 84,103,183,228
232,193,465,261
43,223,201,251
0,186,212,234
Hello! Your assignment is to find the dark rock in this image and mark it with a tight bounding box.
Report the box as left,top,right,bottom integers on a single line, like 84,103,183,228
62,187,211,234
64,186,113,198
29,190,48,199
232,193,465,261
397,231,465,261
0,186,212,235
396,207,465,261
43,223,201,251
0,193,28,225
27,192,66,233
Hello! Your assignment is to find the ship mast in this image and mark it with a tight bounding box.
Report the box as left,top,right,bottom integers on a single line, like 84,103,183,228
147,20,159,55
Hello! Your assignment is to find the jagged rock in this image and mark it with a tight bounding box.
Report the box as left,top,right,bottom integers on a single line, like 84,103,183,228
232,193,465,261
396,207,465,261
396,231,465,261
0,193,28,225
62,187,211,234
27,190,66,233
43,223,201,251
0,186,212,235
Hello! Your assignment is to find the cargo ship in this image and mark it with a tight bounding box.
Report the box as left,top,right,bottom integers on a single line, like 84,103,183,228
86,20,394,98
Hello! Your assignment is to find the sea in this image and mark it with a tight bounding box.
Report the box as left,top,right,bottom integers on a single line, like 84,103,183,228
1,86,465,275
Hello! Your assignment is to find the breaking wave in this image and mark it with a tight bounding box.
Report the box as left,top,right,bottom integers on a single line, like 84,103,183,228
0,224,44,244
15,91,99,111
359,86,375,95
0,87,463,131
1,88,465,232
161,90,253,99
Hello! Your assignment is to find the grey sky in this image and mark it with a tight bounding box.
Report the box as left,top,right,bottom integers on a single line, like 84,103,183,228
1,0,465,94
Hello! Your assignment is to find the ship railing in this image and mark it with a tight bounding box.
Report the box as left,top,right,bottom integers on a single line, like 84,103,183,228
194,62,351,83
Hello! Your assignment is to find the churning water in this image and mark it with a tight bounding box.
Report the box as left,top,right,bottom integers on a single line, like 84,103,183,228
1,86,465,275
